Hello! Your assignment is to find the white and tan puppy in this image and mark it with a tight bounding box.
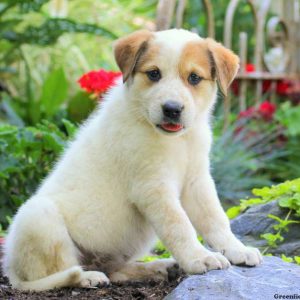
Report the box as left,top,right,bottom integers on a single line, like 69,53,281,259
2,29,262,291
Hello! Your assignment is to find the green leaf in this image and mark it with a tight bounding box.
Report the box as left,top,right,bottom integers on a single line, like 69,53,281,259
226,206,241,219
239,198,264,211
28,100,41,125
39,67,68,117
294,256,300,265
141,256,159,262
18,0,49,13
275,102,300,137
2,18,117,46
260,233,283,247
0,124,18,136
281,254,294,263
267,214,283,223
62,119,77,138
1,96,24,127
67,91,96,123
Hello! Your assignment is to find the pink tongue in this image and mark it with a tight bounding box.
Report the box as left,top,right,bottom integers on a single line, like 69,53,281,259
161,123,183,132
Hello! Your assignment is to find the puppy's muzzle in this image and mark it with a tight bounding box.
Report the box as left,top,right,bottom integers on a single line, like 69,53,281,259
162,101,184,123
156,101,184,133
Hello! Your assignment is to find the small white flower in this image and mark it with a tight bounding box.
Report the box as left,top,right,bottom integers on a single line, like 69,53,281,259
49,0,68,18
264,46,288,73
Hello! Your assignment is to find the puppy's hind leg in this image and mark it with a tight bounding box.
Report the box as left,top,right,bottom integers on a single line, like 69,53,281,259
3,198,85,291
109,258,179,283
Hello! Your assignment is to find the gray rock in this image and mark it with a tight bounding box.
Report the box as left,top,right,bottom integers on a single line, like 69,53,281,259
165,256,300,300
231,200,300,256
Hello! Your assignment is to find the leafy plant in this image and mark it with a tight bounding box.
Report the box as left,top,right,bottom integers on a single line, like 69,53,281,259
0,120,77,228
211,116,284,205
0,1,116,50
0,0,119,126
227,178,300,264
142,237,203,263
275,102,300,136
270,102,300,180
216,99,300,202
2,67,69,125
2,18,117,47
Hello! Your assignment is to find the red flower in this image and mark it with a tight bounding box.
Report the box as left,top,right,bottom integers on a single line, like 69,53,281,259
276,80,291,95
231,80,239,96
238,107,256,119
231,64,255,96
238,101,276,122
258,101,276,121
245,64,255,72
78,69,122,96
262,80,272,93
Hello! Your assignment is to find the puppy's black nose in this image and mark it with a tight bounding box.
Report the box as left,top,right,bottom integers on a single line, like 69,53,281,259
162,101,184,120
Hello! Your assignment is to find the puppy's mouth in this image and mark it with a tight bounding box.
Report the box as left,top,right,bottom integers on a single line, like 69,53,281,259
156,122,184,133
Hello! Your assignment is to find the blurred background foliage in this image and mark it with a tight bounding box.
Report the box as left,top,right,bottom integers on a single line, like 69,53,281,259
0,0,299,229
183,0,257,56
0,0,156,125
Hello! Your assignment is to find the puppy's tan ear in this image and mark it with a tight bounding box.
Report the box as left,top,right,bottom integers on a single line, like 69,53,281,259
206,38,240,96
113,30,153,83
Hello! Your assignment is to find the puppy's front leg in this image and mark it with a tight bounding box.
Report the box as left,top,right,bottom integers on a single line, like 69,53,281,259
182,173,262,266
131,181,230,274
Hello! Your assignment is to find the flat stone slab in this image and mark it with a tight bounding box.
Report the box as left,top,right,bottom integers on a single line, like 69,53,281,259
165,256,300,300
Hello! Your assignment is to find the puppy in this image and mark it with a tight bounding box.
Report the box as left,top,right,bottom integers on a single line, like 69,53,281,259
2,29,262,291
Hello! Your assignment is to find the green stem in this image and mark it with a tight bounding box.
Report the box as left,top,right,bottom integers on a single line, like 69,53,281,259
262,209,292,255
18,47,33,124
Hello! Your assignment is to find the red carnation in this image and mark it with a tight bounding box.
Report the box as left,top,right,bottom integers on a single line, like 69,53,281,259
231,64,256,96
245,64,255,72
276,80,291,95
238,106,256,119
78,69,122,97
258,101,276,121
238,101,276,122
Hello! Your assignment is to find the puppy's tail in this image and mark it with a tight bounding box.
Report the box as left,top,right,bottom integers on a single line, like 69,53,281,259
10,266,83,291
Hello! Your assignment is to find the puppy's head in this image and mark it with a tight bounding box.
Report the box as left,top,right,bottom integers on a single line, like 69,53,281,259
114,29,239,135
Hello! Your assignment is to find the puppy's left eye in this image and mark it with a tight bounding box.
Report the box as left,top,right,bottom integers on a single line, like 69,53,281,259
188,73,202,86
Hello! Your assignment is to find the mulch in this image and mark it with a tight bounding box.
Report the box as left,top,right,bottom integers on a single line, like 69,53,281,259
0,267,185,300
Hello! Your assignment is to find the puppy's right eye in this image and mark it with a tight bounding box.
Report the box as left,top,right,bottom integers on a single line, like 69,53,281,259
188,73,202,86
146,69,161,82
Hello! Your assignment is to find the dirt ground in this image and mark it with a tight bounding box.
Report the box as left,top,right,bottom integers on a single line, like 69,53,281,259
0,267,185,300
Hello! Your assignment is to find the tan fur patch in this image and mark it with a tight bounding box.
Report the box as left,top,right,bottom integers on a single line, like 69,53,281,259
133,42,161,88
206,38,240,96
178,41,216,100
179,40,213,82
134,43,161,73
179,39,239,97
114,30,154,82
46,242,65,275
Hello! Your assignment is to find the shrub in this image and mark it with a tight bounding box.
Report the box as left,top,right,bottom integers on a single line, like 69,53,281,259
211,114,284,205
227,178,300,265
0,119,77,228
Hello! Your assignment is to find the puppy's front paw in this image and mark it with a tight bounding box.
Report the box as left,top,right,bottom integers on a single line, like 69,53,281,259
183,251,230,274
223,246,262,266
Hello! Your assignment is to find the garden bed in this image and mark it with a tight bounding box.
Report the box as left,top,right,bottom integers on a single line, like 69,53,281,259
0,268,185,300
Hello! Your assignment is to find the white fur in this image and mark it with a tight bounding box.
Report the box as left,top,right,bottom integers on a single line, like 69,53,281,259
2,29,262,291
